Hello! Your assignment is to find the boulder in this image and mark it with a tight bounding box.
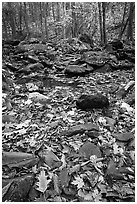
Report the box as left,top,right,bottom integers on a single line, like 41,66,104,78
79,33,94,47
79,142,102,159
76,93,109,110
61,122,99,137
17,62,44,74
64,65,93,76
110,60,134,70
107,40,123,51
113,132,134,142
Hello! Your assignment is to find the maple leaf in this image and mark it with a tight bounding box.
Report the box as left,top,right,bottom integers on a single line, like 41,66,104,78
72,176,84,189
36,169,51,193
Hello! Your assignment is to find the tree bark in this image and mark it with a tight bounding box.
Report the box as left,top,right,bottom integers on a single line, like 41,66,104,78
118,2,127,39
127,2,135,42
71,2,77,38
44,3,49,41
102,2,107,45
7,3,16,38
98,2,103,45
39,2,43,35
23,2,29,36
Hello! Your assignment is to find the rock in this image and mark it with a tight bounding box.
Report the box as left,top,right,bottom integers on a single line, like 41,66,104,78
110,60,134,70
76,93,109,110
2,151,38,168
108,40,123,51
2,174,34,202
40,59,53,68
17,43,48,53
124,80,135,92
116,87,127,99
105,117,116,131
40,150,62,169
79,142,101,159
62,122,99,137
82,51,109,69
2,115,15,123
4,39,21,46
109,85,119,94
79,33,94,47
120,102,134,114
85,130,99,138
27,55,39,63
125,93,135,105
64,65,93,76
113,132,134,142
94,63,112,73
116,81,135,99
17,62,44,74
28,38,40,44
29,92,50,104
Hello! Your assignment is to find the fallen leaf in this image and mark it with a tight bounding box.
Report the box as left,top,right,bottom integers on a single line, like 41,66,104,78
36,169,51,193
72,176,84,189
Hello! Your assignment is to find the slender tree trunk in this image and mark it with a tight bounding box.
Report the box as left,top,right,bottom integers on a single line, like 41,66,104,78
56,2,60,22
23,2,29,36
19,2,23,31
98,2,103,45
39,2,43,35
52,3,55,21
51,3,57,36
44,3,49,41
2,16,8,39
7,3,16,38
118,2,127,39
62,2,66,39
102,2,107,45
127,2,134,42
71,2,77,38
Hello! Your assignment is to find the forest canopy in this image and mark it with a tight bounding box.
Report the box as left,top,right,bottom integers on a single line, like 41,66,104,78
2,2,135,45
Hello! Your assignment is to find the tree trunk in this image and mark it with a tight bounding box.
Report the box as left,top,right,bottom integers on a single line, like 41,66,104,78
127,2,135,42
19,2,23,31
71,2,77,38
102,2,107,45
62,2,66,39
39,2,43,35
52,3,55,21
23,2,29,36
7,3,16,38
98,2,103,45
2,15,8,39
118,2,127,39
44,3,49,41
56,2,60,22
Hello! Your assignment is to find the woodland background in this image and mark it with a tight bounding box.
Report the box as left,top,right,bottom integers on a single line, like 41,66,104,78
2,2,135,202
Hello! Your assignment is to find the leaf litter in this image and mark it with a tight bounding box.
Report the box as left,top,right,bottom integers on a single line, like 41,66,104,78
2,42,135,202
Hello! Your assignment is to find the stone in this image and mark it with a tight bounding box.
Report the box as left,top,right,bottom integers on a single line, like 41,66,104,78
105,117,116,131
94,63,112,73
125,93,135,105
108,40,123,51
79,142,102,159
76,93,109,110
17,62,44,74
64,65,93,76
86,130,99,138
2,175,34,202
62,122,99,137
113,132,134,142
82,51,109,69
79,33,94,47
110,60,134,70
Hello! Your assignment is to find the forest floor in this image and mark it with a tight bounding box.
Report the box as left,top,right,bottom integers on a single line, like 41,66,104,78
2,38,135,202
